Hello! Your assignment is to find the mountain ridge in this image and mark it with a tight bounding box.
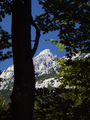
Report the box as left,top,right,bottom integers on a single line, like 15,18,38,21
0,49,90,91
0,49,60,90
0,49,59,79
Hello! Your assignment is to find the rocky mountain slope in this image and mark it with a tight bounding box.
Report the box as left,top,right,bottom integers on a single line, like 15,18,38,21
0,49,60,90
0,49,90,91
34,49,59,76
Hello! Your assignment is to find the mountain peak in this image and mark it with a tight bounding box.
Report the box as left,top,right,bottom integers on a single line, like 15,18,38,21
0,49,60,90
33,49,59,76
0,50,90,91
0,49,59,80
39,49,50,55
35,49,53,58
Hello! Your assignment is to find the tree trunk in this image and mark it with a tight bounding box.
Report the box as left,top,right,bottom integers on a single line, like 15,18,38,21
11,0,35,120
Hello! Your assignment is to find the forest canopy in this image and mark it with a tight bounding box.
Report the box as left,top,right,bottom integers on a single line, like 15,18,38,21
36,0,90,57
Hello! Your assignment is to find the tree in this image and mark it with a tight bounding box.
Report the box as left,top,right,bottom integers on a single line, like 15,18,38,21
32,58,90,120
0,0,12,86
10,0,40,120
35,0,90,119
0,0,12,62
36,0,90,57
0,26,12,61
57,56,90,120
33,88,75,120
1,0,40,120
1,0,90,119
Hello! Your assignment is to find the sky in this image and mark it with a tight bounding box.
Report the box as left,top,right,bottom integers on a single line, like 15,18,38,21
0,0,66,72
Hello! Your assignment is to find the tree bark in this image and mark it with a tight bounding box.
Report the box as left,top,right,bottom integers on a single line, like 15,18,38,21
11,0,37,120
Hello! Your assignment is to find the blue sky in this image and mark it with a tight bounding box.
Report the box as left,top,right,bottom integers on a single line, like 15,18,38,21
0,1,66,72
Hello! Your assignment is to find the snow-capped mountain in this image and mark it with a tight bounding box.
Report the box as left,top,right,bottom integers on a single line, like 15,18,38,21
72,52,90,60
0,49,60,90
0,49,90,91
34,49,59,76
62,52,90,61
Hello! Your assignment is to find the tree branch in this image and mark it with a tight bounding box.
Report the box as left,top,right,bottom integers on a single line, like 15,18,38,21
31,17,40,57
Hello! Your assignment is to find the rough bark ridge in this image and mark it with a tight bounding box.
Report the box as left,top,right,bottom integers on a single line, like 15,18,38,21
11,0,40,120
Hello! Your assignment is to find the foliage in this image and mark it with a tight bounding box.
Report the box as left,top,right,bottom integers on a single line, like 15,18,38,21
0,90,12,101
1,57,89,119
35,1,90,118
33,86,90,120
36,0,90,57
33,88,73,120
57,56,90,120
47,38,65,51
0,0,12,81
0,86,90,120
0,0,90,119
0,93,11,120
0,0,12,22
0,26,12,61
58,57,90,88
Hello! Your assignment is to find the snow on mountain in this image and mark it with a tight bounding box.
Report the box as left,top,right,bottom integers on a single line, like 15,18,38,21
0,49,60,90
33,49,59,76
0,65,14,81
0,49,59,79
0,49,90,91
62,52,90,61
72,52,90,60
